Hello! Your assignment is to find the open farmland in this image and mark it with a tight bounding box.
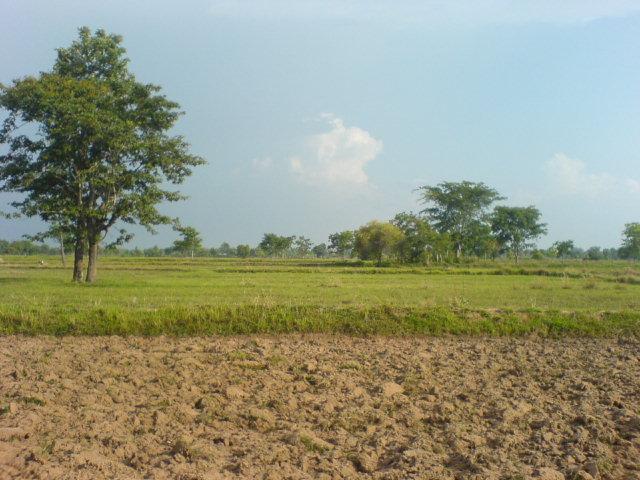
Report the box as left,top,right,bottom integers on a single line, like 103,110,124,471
1,335,640,480
1,257,640,480
1,256,640,336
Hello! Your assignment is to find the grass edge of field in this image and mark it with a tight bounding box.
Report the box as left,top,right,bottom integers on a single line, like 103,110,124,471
1,304,639,337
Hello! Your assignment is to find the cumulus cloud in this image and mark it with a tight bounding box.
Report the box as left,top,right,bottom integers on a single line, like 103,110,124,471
544,153,639,197
289,114,383,187
209,0,640,25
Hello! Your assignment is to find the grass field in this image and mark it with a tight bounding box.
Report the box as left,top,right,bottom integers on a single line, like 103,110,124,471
1,255,639,336
3,257,640,479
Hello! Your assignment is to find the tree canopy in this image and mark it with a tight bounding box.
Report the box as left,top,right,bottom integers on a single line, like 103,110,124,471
391,212,443,263
491,206,547,262
259,233,295,257
172,226,202,258
328,230,356,257
0,27,204,282
552,240,575,259
418,181,503,258
354,221,404,266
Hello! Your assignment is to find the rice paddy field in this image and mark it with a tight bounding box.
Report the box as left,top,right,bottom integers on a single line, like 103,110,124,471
0,256,639,336
2,256,640,479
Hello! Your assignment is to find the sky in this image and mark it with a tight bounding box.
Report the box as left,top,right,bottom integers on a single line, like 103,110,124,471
1,0,640,249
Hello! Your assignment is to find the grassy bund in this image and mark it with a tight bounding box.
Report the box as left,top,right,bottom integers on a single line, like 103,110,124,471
1,256,639,336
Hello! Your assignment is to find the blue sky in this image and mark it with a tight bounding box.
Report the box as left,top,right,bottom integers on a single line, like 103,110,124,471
1,0,640,248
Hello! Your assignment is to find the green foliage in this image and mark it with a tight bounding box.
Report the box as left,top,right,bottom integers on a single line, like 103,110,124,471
0,27,204,282
259,233,295,257
328,230,356,257
236,244,251,258
294,236,313,257
217,242,233,257
392,212,448,263
463,221,498,259
312,243,328,258
0,239,60,255
418,181,504,258
585,246,604,261
491,206,547,262
354,221,404,265
552,240,575,259
620,223,640,260
172,226,202,257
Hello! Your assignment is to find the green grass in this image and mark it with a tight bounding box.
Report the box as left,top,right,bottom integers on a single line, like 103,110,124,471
1,256,639,336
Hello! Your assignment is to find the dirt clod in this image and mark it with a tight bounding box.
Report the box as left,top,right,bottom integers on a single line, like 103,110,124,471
381,381,404,397
534,467,565,479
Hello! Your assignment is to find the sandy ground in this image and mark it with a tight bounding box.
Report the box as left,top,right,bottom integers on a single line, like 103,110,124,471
0,336,639,480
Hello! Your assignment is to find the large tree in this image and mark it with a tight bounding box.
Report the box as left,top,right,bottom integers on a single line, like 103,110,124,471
354,221,404,266
417,181,503,259
490,206,546,263
0,27,204,282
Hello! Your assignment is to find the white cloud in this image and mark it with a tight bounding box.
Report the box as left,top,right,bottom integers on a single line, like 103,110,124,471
544,153,639,197
289,114,383,187
626,178,640,193
251,157,273,170
209,0,640,25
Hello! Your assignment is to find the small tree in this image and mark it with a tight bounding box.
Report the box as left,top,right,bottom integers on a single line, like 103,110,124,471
312,243,328,258
218,242,233,257
294,236,313,257
259,233,294,257
552,240,575,260
328,231,356,257
236,244,251,258
391,212,440,263
585,246,603,260
173,226,202,258
354,221,404,266
620,223,640,259
490,206,546,263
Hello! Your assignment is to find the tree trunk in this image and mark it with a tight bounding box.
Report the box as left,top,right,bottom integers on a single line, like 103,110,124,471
72,238,84,282
59,233,66,267
85,240,99,283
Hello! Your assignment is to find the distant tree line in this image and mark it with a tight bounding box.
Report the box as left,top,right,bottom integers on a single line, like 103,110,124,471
0,240,61,256
4,182,639,264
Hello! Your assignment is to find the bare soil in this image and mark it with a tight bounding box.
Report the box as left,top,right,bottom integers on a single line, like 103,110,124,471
1,336,639,480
